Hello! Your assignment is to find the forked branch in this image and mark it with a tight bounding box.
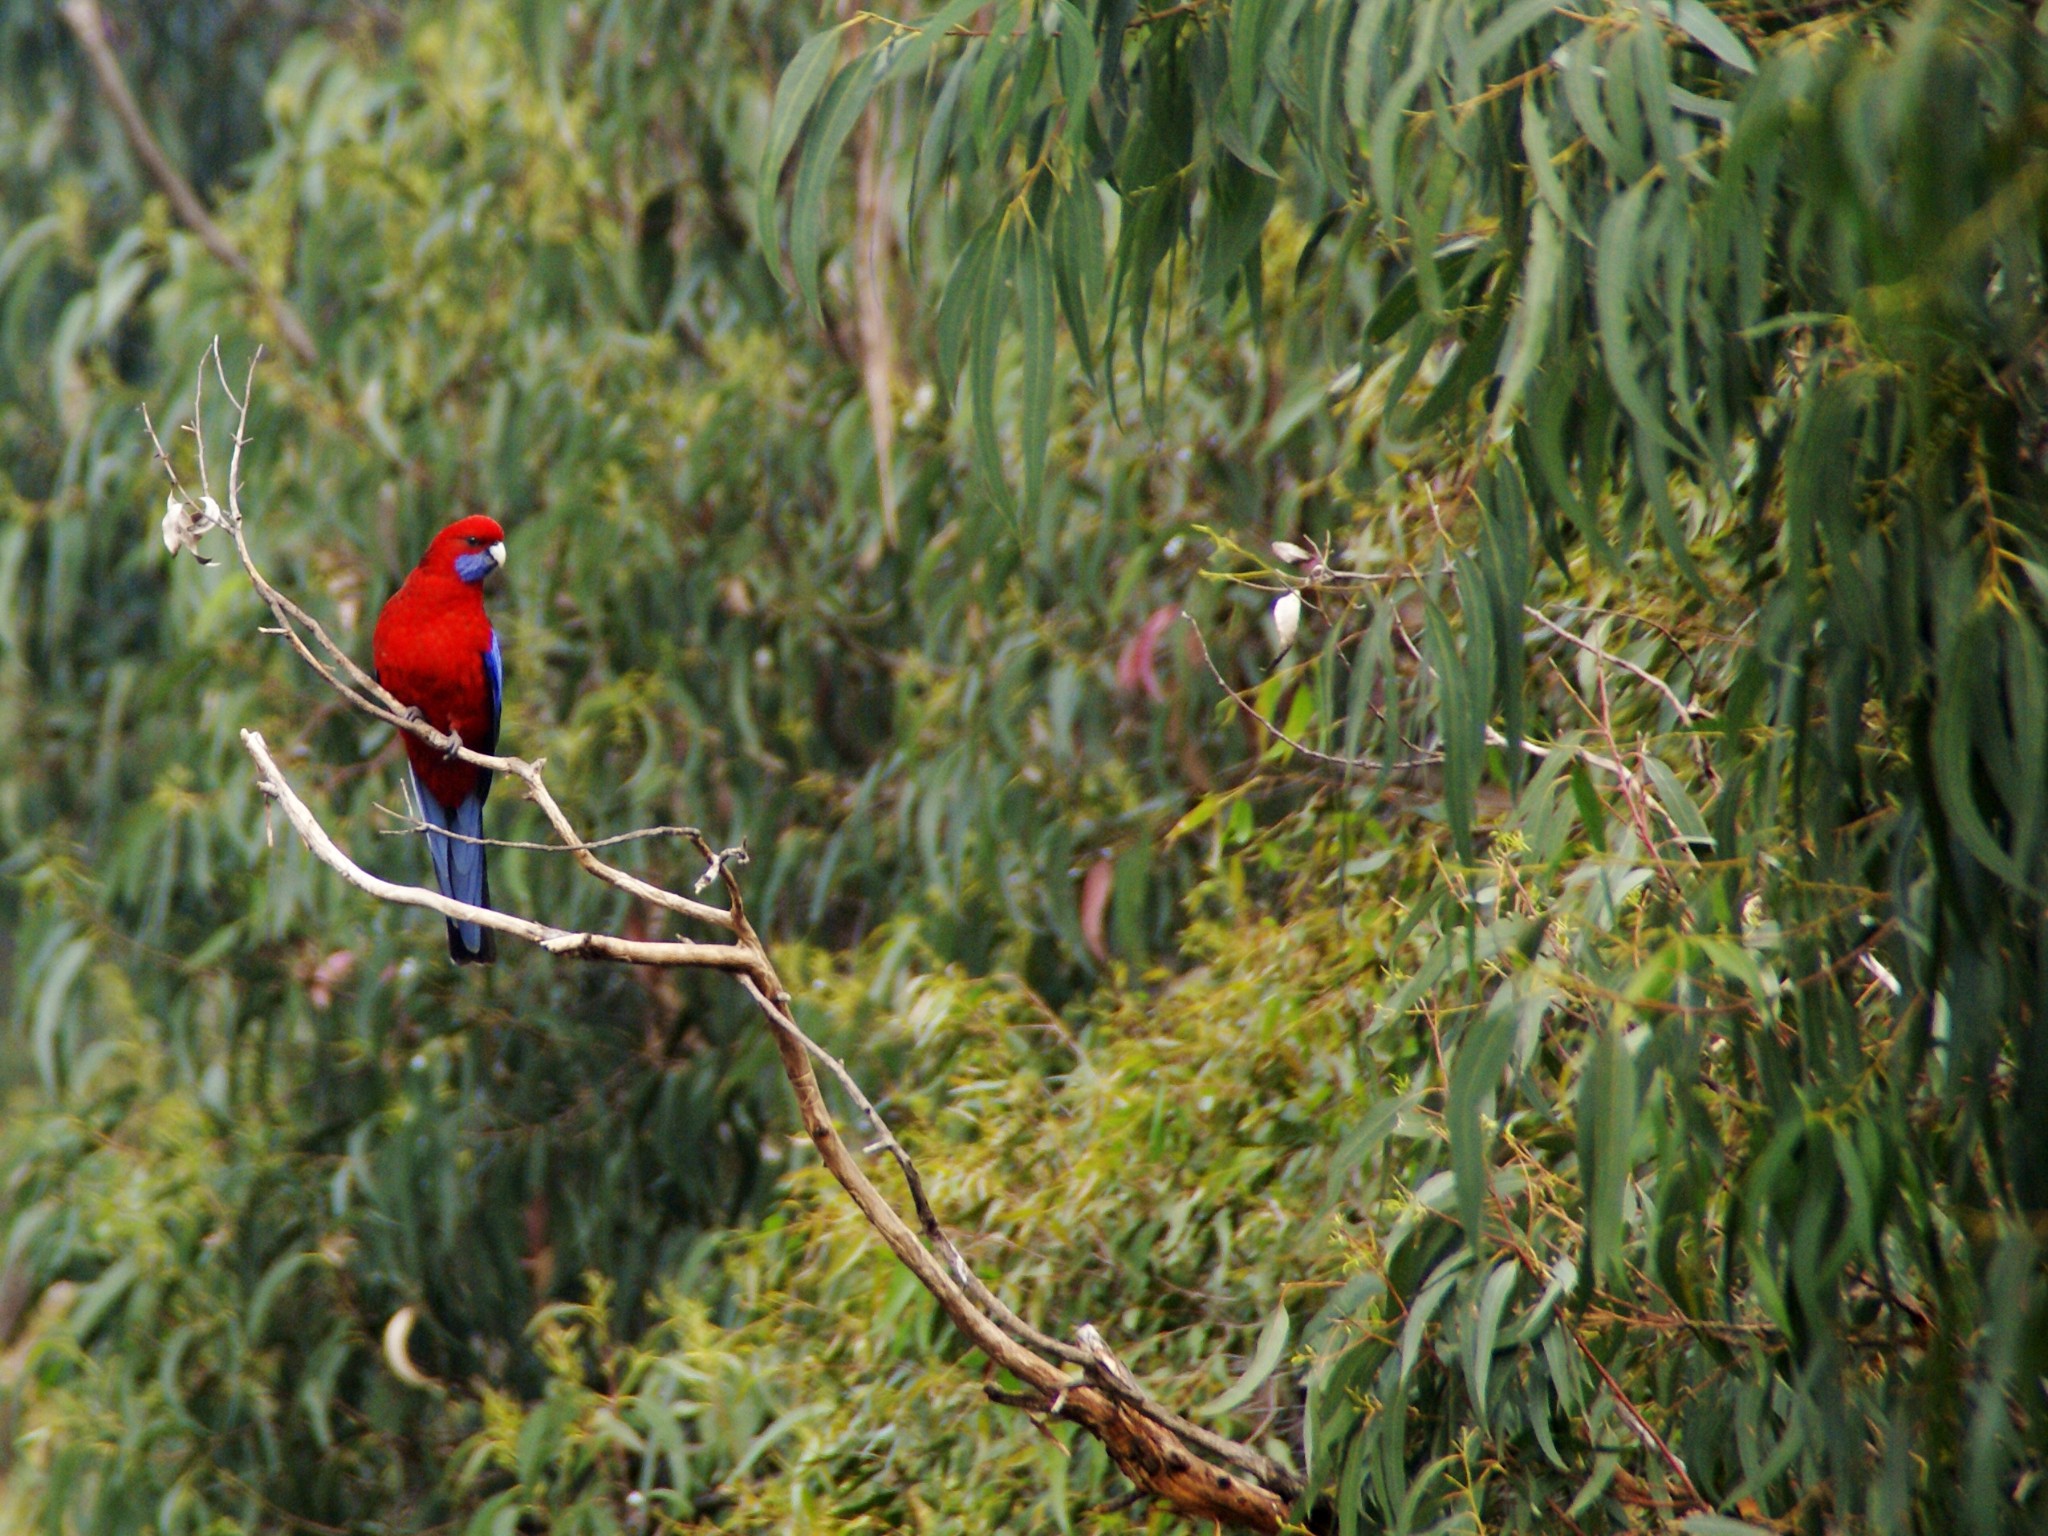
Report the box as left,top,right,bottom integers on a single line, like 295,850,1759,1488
159,346,1299,1532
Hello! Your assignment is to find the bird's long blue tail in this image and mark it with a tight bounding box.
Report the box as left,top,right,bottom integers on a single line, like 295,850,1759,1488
412,770,496,964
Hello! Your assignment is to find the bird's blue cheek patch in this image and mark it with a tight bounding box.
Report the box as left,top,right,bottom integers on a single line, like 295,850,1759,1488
454,551,496,584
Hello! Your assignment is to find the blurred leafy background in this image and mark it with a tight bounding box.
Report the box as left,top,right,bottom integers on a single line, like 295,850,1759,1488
4,0,2048,1530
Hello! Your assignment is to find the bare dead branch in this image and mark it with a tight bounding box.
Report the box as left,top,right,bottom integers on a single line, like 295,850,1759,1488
733,973,1293,1526
761,985,1301,1493
159,346,1295,1532
245,732,753,971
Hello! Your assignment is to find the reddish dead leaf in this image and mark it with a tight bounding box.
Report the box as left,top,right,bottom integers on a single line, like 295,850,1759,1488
1115,604,1179,702
1080,856,1114,962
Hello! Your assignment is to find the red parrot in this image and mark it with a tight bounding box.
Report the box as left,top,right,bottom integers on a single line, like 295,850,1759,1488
372,515,507,964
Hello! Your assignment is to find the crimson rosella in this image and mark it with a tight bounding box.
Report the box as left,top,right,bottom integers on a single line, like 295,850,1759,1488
372,515,506,964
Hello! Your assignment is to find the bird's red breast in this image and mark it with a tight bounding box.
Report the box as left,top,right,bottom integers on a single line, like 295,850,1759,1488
373,516,505,810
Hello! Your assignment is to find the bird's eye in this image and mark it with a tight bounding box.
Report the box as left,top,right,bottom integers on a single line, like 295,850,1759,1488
465,536,485,546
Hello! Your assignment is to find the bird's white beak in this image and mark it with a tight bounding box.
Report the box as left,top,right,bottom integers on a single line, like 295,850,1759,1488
487,540,507,571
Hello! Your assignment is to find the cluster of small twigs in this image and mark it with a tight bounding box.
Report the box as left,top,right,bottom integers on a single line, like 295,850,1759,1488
1196,502,1718,860
151,344,1299,1532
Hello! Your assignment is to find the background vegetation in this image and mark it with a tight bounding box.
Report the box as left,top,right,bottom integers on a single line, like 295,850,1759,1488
3,0,2046,1530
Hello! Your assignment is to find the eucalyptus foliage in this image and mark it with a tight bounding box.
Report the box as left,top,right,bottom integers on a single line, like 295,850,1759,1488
768,0,2048,1528
5,0,2048,1531
0,0,1335,1529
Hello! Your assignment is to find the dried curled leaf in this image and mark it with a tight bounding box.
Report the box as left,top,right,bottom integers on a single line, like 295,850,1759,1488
161,492,222,564
1271,589,1302,653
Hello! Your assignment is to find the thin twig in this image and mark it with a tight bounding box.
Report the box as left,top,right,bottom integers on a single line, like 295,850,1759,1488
371,805,709,853
1570,1331,1706,1509
1183,611,1442,773
1187,608,1634,787
1526,606,1705,723
1492,1237,1706,1513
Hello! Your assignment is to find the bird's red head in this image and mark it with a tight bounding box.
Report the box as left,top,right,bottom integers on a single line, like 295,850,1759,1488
418,515,508,585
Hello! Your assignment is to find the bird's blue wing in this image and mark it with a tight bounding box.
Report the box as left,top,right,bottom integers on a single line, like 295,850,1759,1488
477,627,502,805
482,629,502,749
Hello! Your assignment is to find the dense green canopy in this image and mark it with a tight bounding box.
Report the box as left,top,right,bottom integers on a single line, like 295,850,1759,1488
4,0,2047,1531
